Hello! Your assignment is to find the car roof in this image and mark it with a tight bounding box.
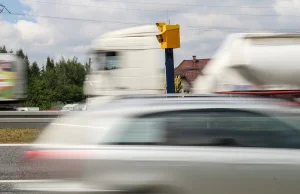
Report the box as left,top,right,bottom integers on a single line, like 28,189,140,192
86,94,300,115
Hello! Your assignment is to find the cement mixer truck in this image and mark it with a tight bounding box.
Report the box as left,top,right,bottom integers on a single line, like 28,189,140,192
192,33,300,100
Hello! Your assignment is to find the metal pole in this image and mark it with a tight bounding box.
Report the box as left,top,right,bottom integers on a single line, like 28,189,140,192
165,48,175,93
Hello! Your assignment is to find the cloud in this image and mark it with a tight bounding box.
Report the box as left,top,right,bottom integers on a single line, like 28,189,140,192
0,0,294,67
15,20,54,45
273,0,300,30
180,13,243,28
274,0,300,15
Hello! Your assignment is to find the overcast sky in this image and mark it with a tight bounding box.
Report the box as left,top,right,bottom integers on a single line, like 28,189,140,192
0,0,299,67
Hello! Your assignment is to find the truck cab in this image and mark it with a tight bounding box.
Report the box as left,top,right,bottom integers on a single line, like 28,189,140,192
84,25,165,97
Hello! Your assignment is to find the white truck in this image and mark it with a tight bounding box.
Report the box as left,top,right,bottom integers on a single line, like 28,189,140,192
17,107,39,111
84,25,165,98
192,33,300,97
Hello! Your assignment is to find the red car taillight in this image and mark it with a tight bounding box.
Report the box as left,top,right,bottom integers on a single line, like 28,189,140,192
17,150,90,180
24,150,90,160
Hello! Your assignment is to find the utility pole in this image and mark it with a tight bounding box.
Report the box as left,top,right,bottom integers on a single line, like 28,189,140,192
165,48,175,93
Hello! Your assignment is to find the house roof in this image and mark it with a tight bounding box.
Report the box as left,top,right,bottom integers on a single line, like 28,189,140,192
175,58,210,83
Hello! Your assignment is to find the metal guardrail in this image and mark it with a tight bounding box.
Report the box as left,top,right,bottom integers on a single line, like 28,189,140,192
0,111,65,128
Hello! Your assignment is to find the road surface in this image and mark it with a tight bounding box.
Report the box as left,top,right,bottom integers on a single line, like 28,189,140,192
0,145,43,193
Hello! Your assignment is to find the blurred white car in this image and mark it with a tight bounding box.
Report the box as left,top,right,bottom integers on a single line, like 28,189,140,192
15,94,300,194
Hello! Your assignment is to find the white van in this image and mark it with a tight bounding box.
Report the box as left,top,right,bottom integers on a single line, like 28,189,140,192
17,107,39,111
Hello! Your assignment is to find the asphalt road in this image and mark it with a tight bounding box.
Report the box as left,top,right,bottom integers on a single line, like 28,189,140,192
0,145,26,179
0,145,81,194
0,145,38,193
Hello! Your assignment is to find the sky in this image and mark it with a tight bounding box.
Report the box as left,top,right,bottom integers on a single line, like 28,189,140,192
0,0,300,67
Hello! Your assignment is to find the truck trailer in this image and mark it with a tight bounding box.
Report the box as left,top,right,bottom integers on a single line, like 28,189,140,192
0,54,27,110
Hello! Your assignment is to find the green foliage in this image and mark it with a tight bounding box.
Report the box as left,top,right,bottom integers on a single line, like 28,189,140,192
30,62,40,78
25,56,87,109
175,75,183,93
46,56,55,71
0,45,7,53
2,45,89,110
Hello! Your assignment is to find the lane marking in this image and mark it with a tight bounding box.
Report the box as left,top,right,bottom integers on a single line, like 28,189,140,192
0,179,61,183
0,144,32,146
51,123,104,129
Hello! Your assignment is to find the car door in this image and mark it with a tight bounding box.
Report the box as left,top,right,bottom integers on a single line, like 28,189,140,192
158,109,300,194
84,108,300,194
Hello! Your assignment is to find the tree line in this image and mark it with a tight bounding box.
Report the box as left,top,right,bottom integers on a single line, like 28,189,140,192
0,45,91,110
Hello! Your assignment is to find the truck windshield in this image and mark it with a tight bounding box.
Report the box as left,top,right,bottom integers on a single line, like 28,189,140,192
92,51,120,71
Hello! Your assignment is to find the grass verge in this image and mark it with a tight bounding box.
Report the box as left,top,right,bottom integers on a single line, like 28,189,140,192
0,128,43,143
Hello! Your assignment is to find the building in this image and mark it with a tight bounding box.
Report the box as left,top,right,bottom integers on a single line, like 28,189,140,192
175,56,210,92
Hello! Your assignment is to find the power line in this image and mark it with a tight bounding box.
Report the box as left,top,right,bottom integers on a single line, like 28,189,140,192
22,0,168,13
3,12,151,25
0,3,10,14
60,0,294,9
10,0,300,18
188,26,300,33
4,0,294,10
4,11,300,33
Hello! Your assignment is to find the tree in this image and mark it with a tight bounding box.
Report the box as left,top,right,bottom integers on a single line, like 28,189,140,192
84,62,91,74
54,57,85,104
41,65,45,74
0,46,7,53
16,49,25,59
16,49,30,84
30,62,40,78
175,75,183,93
24,55,30,76
46,56,55,71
